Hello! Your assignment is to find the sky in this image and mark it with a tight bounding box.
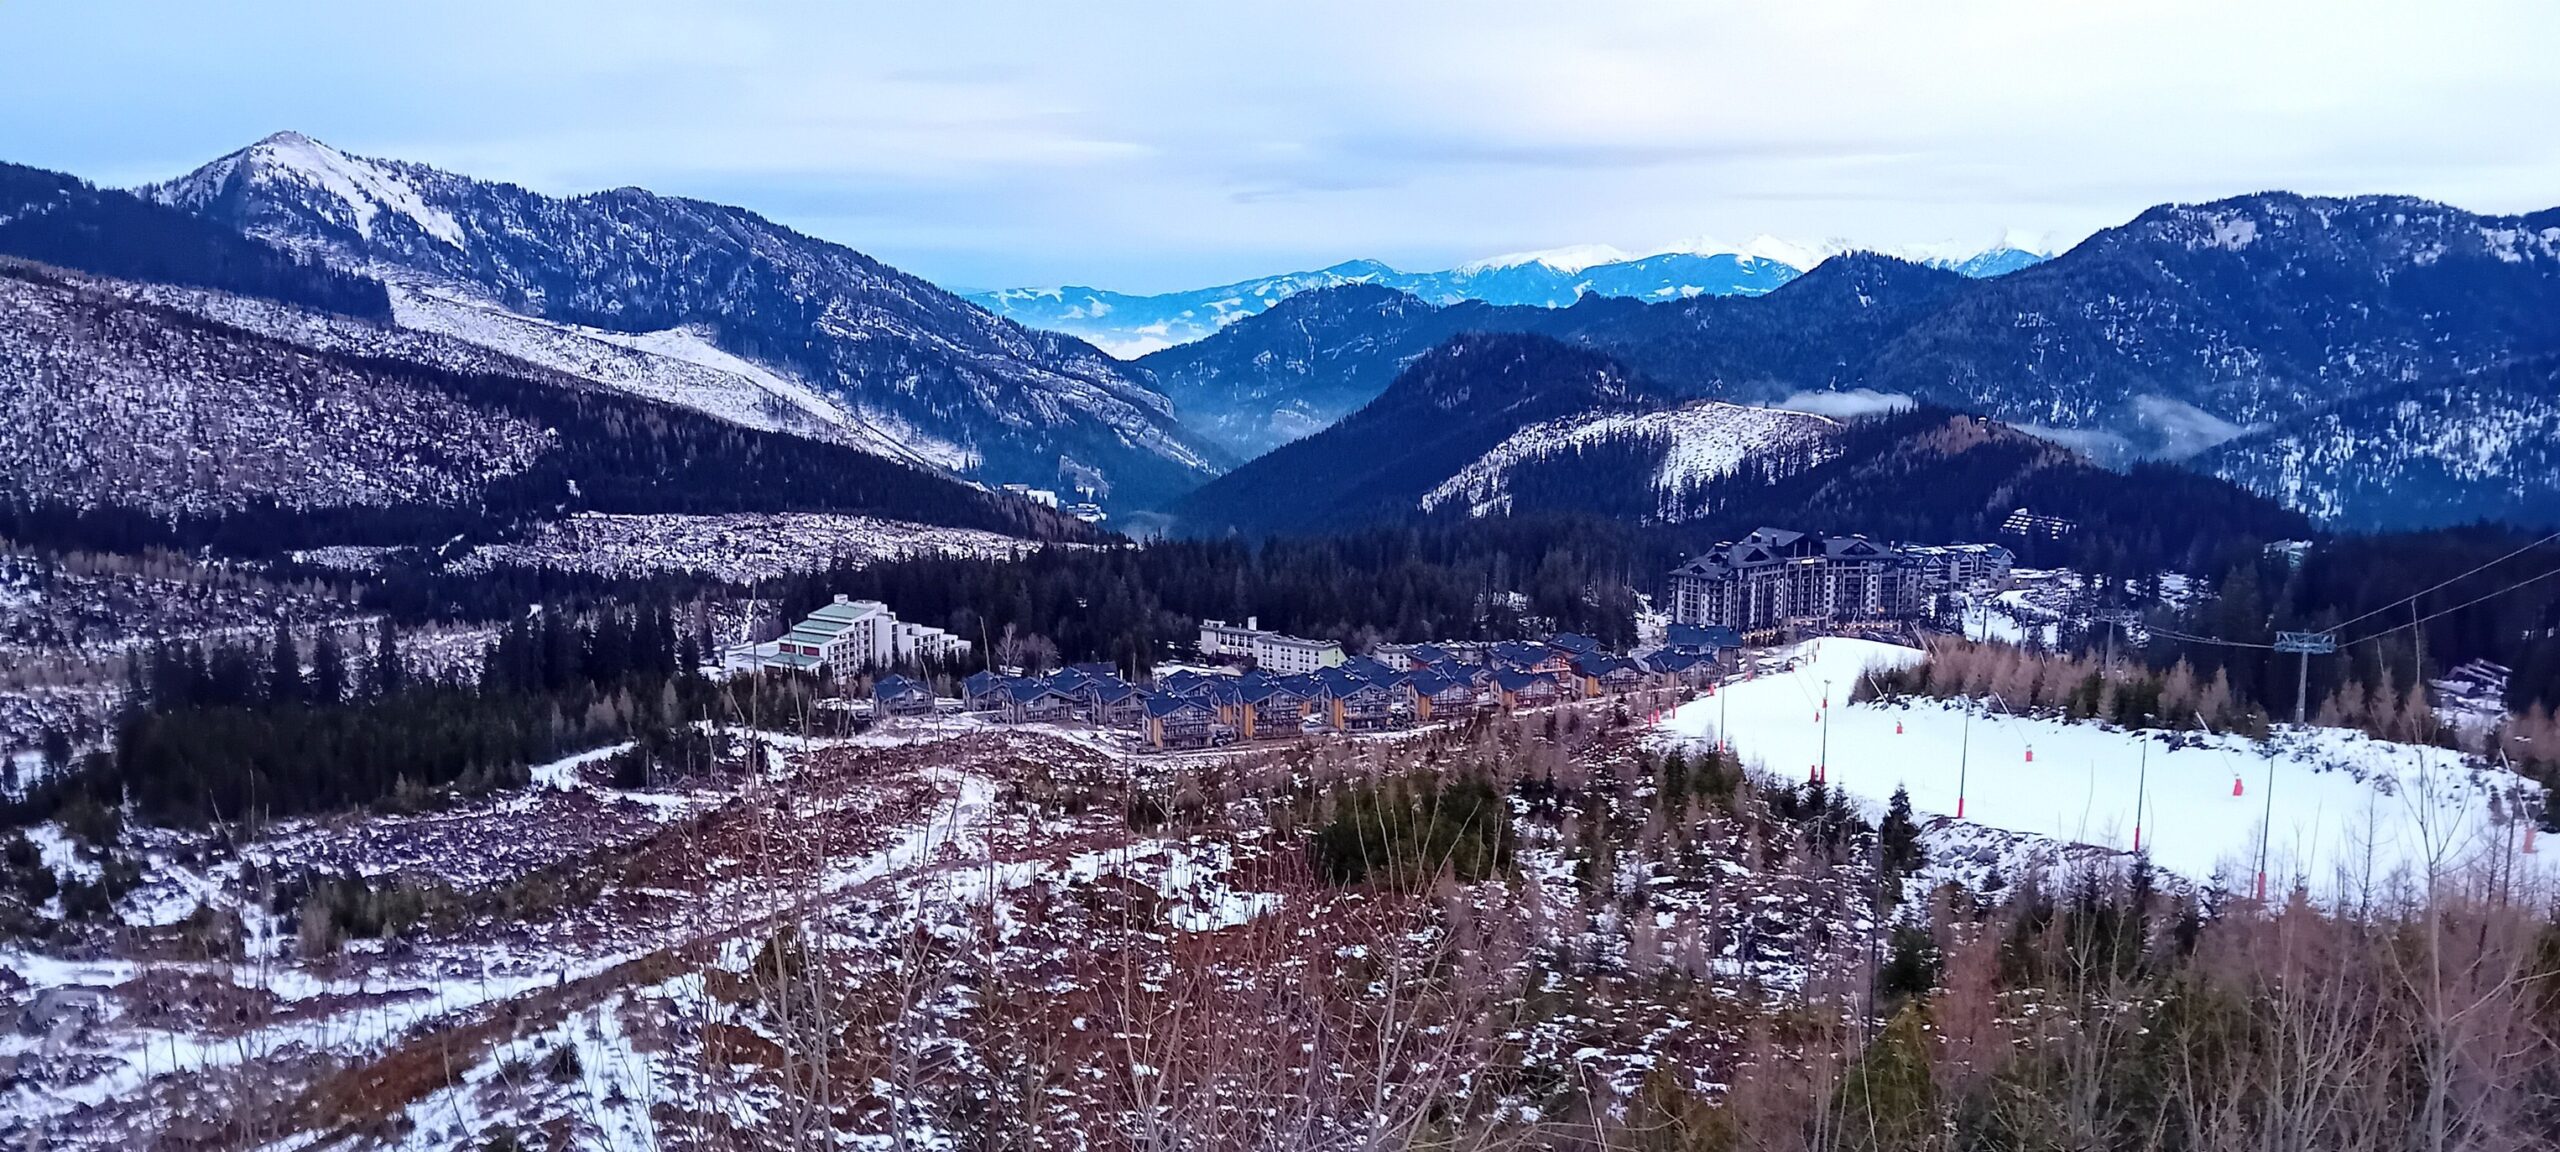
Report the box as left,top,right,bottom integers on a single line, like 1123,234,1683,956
5,1,2557,294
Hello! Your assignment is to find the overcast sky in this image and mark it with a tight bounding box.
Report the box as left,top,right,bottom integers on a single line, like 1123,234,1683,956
6,1,2555,292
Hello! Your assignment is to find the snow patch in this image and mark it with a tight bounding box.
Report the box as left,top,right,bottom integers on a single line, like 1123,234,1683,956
244,131,466,249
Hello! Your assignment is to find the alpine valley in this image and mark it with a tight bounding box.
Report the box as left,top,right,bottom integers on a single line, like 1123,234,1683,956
10,96,2560,1152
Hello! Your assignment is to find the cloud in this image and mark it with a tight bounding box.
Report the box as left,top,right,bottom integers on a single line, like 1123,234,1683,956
3,1,2556,291
1776,390,1916,421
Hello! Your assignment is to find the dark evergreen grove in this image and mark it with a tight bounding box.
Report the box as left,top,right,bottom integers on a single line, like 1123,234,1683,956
17,604,728,828
2148,525,2560,721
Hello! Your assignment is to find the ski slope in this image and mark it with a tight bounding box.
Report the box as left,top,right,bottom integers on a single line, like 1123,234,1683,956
1659,639,2552,896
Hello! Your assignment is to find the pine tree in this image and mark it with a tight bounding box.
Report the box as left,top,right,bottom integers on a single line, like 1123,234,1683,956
267,620,303,704
310,630,347,706
1879,785,1923,877
370,615,404,698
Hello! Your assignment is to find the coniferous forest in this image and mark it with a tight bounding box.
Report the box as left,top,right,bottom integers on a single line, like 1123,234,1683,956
19,607,734,828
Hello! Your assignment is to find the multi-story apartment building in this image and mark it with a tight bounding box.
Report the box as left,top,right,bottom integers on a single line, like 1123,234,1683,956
1197,617,1345,674
1667,527,1919,633
1902,542,2017,595
725,595,972,679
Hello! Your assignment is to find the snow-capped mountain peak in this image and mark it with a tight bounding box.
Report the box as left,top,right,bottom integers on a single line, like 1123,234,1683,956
1656,233,1835,270
1458,243,1639,274
154,130,468,250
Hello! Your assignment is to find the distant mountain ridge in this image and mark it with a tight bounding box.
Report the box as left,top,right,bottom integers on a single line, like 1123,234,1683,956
1138,193,2560,518
140,131,1223,509
970,237,2050,357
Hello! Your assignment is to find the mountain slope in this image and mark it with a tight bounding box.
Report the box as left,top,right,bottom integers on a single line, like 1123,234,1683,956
1168,334,1652,535
2198,358,2560,529
140,132,1220,508
0,161,388,319
974,241,2047,356
1145,193,2560,512
0,262,1095,551
1132,284,1504,457
0,265,542,521
1421,401,1840,521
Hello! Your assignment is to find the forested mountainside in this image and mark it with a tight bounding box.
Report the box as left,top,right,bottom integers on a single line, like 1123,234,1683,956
2198,356,2560,529
1663,408,2313,571
1421,401,1840,522
0,161,388,319
1169,334,1655,536
138,132,1222,508
1171,330,2307,570
0,263,1097,553
1142,193,2560,520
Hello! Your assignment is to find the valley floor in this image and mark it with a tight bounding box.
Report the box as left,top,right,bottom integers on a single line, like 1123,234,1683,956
8,643,2552,1148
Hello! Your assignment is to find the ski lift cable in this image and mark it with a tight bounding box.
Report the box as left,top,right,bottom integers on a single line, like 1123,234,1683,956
2324,528,2560,636
2331,563,2560,650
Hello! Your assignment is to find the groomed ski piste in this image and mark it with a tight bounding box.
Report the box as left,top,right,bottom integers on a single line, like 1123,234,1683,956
1658,638,2555,897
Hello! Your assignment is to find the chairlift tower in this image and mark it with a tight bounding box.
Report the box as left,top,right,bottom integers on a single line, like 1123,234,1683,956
2273,631,2337,726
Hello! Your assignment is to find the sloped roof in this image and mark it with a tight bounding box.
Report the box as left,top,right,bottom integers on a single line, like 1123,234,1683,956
1409,670,1464,697
873,674,930,699
1317,667,1392,697
1823,536,1898,560
1644,648,1708,673
1006,680,1072,704
1572,654,1638,677
1241,679,1302,705
1665,623,1742,651
1146,693,1216,718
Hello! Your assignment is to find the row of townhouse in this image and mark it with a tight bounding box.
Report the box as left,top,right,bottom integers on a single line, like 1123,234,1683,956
724,595,972,679
926,624,1744,750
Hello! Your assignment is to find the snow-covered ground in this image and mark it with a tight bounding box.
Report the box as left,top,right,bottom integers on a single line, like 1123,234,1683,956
1421,401,1837,519
446,511,1049,583
389,286,973,471
1660,639,2552,896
